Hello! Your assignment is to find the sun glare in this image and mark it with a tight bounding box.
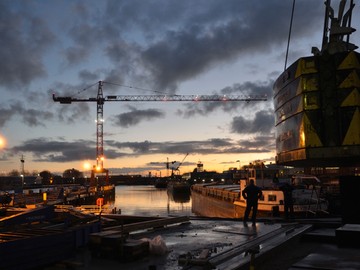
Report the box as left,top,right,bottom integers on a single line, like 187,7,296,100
0,135,6,148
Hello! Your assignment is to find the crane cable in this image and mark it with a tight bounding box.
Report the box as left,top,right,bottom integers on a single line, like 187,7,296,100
72,81,170,98
103,81,171,95
284,0,296,71
74,81,99,97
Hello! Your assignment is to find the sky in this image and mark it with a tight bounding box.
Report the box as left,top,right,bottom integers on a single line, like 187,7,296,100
0,0,359,176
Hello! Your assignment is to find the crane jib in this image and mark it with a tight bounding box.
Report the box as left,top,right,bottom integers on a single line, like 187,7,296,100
104,95,267,102
53,94,267,103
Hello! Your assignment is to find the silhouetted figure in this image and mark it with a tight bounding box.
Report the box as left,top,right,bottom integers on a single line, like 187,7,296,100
280,183,294,219
242,179,262,226
0,193,12,206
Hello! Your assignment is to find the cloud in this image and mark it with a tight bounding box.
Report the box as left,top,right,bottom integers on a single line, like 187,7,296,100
106,137,271,156
2,134,274,175
110,106,165,127
10,138,96,162
0,0,325,92
57,0,324,92
0,3,55,89
0,101,54,128
179,80,273,117
136,1,322,90
231,109,275,134
0,107,15,128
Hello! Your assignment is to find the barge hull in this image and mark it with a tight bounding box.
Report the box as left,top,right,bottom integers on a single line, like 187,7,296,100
191,190,281,219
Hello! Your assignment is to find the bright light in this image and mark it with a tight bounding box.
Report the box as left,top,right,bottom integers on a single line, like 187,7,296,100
0,135,6,148
83,162,91,170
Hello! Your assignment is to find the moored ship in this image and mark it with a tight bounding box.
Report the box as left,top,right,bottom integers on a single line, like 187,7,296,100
191,166,328,219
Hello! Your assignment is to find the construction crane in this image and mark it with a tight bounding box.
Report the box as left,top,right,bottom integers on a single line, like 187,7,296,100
171,153,189,177
53,81,267,179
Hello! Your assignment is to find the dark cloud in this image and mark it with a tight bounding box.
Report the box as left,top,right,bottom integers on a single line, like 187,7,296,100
110,106,165,127
0,3,55,89
106,137,271,156
0,0,330,93
179,80,272,117
56,103,90,124
78,70,100,82
0,107,15,128
64,46,89,66
231,109,275,134
10,138,96,162
136,1,322,90
61,0,325,91
2,134,273,175
0,102,54,128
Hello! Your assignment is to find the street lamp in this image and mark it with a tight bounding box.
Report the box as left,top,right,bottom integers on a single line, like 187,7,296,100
20,174,24,190
83,162,91,177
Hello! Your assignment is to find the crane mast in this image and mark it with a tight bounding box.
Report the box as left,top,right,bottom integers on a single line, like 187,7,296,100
96,81,104,170
53,81,267,174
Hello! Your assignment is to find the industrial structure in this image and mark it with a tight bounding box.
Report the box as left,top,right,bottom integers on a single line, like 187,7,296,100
53,82,267,180
273,0,360,168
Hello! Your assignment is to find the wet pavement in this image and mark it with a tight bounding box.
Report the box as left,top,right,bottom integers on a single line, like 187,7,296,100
45,217,316,270
43,217,360,270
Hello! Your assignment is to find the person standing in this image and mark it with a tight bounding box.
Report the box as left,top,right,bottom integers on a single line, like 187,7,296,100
242,179,263,226
280,182,294,219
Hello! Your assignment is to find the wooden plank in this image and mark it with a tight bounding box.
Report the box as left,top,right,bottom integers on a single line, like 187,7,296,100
104,216,190,233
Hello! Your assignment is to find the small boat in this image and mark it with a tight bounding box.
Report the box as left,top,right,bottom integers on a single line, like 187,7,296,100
167,176,191,204
167,180,190,195
191,167,329,219
154,177,168,188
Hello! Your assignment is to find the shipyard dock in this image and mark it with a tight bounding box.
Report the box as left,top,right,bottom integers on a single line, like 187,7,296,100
33,216,360,270
1,184,359,270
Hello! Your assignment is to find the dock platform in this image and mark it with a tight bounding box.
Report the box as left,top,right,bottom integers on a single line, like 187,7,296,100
38,216,359,270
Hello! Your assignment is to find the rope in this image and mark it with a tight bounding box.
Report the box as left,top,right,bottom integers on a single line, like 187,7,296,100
284,0,296,71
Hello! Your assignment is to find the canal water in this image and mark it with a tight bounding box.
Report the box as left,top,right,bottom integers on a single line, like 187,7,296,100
111,185,193,217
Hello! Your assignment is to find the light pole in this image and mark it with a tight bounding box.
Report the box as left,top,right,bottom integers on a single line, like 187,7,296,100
20,174,24,190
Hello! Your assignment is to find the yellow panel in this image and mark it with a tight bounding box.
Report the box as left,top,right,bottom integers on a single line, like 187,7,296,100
298,96,304,112
302,114,322,147
338,70,360,88
304,93,320,110
295,58,318,78
338,51,360,70
341,88,360,107
297,75,318,94
342,108,360,145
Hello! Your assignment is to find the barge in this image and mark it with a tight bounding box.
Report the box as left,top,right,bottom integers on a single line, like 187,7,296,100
191,167,328,219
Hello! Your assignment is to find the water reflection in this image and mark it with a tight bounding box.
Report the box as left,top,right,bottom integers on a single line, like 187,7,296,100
167,188,190,203
113,185,193,217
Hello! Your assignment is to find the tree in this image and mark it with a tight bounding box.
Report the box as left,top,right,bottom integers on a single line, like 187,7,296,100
9,170,20,177
63,168,83,180
40,170,52,185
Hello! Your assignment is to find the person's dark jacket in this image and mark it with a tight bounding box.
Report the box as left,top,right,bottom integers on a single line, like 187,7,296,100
242,182,262,204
